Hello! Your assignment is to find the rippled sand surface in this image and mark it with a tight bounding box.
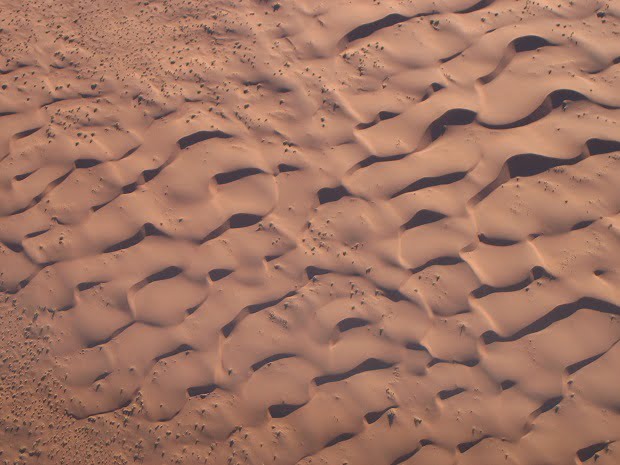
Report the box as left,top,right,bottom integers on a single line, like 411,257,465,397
1,0,620,464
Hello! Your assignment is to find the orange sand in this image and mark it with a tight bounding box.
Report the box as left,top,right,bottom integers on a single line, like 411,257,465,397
1,0,620,464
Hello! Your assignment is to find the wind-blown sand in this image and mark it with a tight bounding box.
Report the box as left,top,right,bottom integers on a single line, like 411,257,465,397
1,0,620,463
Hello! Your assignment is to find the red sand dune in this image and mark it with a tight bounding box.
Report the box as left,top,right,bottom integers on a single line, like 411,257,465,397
1,0,620,464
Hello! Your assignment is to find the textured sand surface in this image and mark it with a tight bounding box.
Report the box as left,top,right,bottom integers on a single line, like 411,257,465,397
1,0,620,464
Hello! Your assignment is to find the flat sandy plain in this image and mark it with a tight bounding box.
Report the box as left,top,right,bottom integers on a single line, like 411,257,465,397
1,0,620,464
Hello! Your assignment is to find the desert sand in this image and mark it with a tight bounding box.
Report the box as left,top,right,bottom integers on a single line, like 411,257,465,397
1,0,620,463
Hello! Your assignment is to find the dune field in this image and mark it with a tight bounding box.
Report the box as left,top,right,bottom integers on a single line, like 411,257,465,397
1,0,620,463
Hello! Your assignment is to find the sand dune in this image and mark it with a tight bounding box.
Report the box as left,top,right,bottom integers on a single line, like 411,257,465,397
1,0,620,463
